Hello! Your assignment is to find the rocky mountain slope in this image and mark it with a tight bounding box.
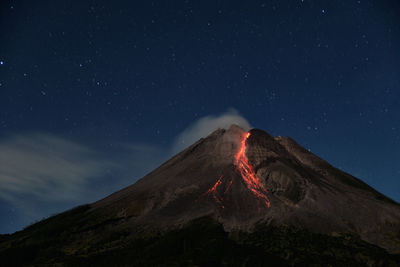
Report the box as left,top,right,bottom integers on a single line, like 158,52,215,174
1,125,399,266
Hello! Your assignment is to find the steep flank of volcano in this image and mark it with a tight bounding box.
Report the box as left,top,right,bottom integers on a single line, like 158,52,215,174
1,125,399,266
88,125,400,253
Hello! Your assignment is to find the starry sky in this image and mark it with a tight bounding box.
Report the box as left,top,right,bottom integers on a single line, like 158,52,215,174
1,0,400,233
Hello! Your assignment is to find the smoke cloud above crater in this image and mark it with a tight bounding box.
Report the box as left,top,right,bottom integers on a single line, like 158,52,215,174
172,108,251,153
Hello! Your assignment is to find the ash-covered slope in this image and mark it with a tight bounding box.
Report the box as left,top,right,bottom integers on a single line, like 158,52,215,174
91,125,274,231
1,125,400,266
90,125,400,253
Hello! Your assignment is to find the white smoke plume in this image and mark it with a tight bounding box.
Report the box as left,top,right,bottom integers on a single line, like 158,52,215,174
172,108,251,153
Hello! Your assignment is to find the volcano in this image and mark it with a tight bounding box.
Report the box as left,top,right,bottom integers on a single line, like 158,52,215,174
1,125,400,266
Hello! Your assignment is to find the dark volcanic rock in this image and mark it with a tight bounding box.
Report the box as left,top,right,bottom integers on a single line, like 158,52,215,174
1,125,399,266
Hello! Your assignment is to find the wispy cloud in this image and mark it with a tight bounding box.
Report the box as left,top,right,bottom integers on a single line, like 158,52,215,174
0,133,115,215
0,133,167,233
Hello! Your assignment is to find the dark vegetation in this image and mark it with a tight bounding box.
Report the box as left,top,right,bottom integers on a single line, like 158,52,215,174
1,211,399,266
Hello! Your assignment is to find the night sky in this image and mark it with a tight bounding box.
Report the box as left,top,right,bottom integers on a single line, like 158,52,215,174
1,0,399,233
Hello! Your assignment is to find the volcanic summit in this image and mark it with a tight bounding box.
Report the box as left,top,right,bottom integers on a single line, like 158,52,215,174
1,125,399,266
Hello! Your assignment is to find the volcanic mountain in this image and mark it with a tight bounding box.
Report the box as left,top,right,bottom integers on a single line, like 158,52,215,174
1,125,400,266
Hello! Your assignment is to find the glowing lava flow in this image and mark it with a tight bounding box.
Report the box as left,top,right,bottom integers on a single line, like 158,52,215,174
235,132,271,208
203,175,225,208
199,131,270,209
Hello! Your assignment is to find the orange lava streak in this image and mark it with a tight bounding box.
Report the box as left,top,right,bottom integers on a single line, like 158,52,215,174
235,132,271,208
204,175,225,208
200,132,270,209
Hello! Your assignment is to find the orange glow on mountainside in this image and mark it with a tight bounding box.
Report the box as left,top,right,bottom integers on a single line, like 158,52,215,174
235,132,270,208
200,131,270,209
203,175,225,208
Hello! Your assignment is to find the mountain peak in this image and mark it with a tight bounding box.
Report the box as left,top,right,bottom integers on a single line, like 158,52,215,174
2,126,399,264
88,126,400,253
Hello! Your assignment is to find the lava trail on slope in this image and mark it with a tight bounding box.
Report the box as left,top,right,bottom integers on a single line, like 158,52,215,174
235,132,270,208
201,132,270,208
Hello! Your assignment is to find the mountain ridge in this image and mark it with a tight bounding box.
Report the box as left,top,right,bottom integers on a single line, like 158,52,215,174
1,125,399,266
88,125,400,253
